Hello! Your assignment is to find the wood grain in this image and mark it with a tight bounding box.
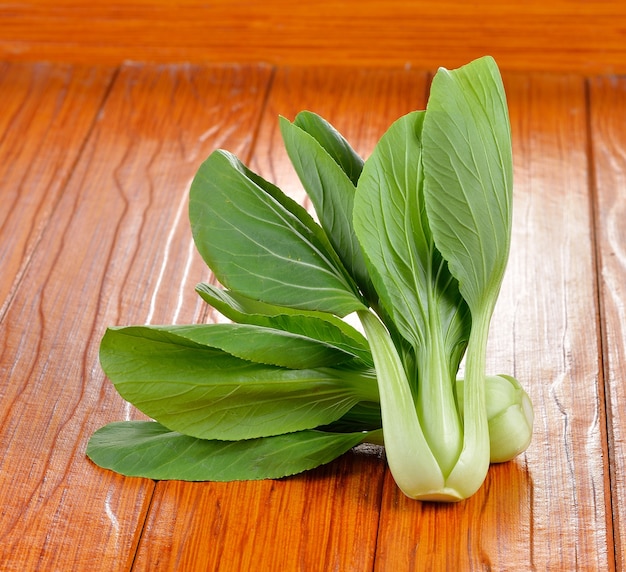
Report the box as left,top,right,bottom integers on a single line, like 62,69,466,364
589,75,626,571
373,73,613,570
0,62,113,317
500,73,612,570
2,1,626,72
0,59,623,570
0,63,272,570
132,448,384,571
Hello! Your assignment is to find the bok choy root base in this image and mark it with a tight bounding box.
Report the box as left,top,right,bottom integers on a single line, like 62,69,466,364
87,56,533,502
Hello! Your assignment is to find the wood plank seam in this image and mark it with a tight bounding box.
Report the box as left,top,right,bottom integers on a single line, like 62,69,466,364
584,76,619,572
587,75,624,572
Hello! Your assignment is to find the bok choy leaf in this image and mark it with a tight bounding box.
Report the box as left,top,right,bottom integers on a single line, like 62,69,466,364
88,422,377,481
99,325,379,441
189,150,366,317
351,56,523,500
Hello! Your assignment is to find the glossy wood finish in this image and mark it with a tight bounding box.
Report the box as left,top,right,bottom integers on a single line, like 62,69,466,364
0,63,114,317
1,1,626,72
589,76,626,571
0,61,623,569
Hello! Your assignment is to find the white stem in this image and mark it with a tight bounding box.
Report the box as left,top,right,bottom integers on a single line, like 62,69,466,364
444,311,491,498
359,310,452,499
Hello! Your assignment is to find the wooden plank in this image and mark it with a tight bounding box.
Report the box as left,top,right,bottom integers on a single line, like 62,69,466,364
0,60,617,570
0,62,114,317
589,75,626,570
1,1,626,72
132,452,385,571
373,74,613,569
0,63,272,570
132,66,429,571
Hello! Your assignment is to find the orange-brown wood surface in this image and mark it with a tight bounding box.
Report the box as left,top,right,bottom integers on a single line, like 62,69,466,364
0,58,624,570
2,1,626,73
0,63,114,317
590,76,626,571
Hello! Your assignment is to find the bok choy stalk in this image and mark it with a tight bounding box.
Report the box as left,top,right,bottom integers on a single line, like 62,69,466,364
87,56,532,501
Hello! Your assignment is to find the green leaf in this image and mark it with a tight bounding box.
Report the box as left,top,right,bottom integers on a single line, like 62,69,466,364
196,282,373,367
87,421,370,481
419,56,513,498
189,150,366,317
422,55,513,315
353,111,469,362
124,323,355,369
100,326,379,440
318,400,382,433
354,111,471,479
280,116,374,301
293,111,364,185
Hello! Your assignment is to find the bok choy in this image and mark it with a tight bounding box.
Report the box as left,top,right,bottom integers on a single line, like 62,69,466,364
87,56,533,501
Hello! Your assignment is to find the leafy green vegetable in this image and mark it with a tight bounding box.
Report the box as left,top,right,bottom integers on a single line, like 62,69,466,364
99,325,379,441
291,110,364,186
195,282,373,367
353,110,470,495
351,56,519,500
87,421,376,481
421,55,514,497
88,56,533,501
280,113,375,301
189,150,366,317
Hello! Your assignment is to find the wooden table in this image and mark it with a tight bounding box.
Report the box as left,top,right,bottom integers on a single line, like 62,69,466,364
0,59,624,570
